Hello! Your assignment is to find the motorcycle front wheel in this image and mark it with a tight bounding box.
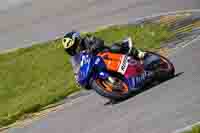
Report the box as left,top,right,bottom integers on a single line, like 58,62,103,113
90,76,131,100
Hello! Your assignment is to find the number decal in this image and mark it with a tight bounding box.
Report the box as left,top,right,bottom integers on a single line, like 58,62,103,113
118,55,129,74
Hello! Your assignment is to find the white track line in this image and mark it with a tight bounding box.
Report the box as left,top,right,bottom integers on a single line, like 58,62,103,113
173,121,200,133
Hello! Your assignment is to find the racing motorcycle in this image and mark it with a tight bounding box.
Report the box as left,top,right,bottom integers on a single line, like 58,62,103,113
76,40,175,100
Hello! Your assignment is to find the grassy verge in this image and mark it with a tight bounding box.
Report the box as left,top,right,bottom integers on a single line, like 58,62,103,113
190,124,200,133
0,23,173,127
181,123,200,133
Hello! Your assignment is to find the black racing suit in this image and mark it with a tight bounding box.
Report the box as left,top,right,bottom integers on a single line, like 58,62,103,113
78,34,140,57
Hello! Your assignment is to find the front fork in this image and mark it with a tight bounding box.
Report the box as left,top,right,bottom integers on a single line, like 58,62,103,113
96,71,129,91
95,71,117,85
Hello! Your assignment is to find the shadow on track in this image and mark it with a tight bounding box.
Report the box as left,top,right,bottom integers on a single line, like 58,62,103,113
104,72,184,106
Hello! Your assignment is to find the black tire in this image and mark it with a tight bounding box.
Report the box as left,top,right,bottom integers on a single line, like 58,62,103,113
89,77,131,100
145,51,175,80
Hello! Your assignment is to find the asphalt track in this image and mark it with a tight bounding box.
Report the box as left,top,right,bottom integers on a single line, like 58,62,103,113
1,0,200,133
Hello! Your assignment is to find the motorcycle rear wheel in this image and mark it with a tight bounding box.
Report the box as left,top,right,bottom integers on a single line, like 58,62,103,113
145,51,175,81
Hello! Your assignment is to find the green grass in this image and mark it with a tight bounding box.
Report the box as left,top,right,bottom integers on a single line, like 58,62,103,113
89,24,173,49
191,124,200,133
182,124,200,133
0,23,173,127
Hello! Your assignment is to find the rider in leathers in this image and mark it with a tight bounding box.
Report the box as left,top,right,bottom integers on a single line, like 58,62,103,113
62,31,158,91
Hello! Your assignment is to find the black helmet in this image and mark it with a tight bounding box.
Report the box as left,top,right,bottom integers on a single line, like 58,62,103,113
62,31,81,56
